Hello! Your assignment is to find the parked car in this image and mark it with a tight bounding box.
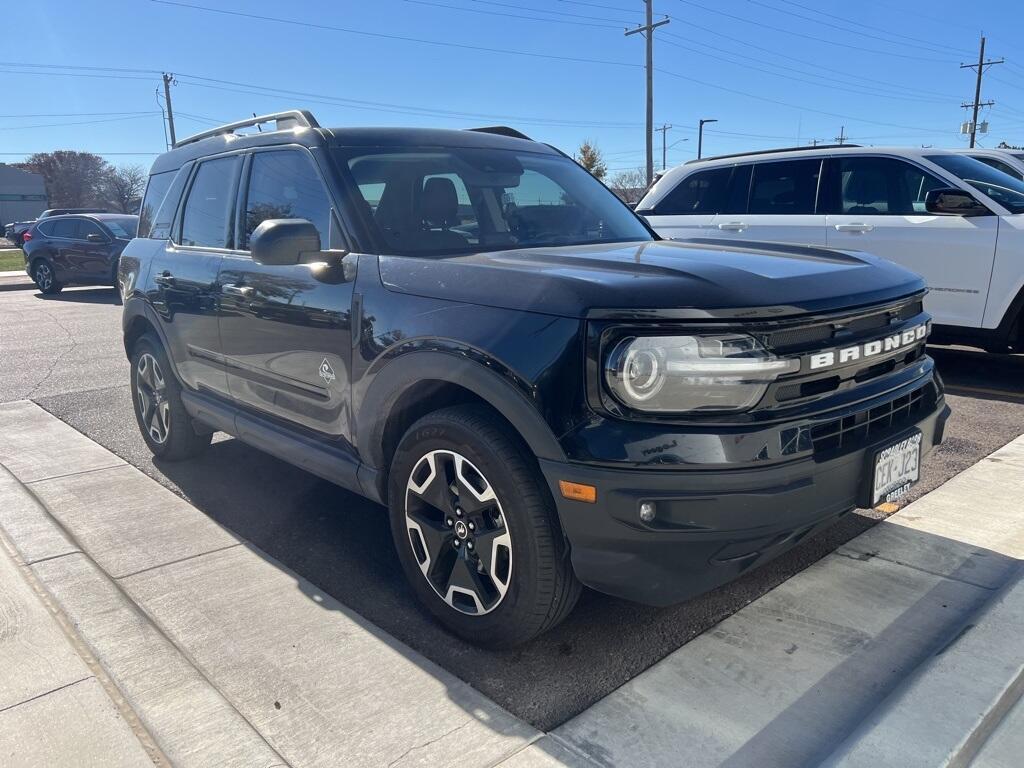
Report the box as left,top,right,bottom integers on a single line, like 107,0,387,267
5,207,110,247
958,147,1024,181
637,146,1024,352
120,111,949,646
23,213,138,294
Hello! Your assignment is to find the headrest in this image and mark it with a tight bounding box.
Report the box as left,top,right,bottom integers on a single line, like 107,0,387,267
421,177,459,228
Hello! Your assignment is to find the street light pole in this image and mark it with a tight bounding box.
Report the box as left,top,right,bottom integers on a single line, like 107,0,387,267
698,118,717,159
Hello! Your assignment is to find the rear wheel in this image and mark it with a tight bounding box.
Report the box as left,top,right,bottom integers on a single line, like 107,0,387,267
130,334,211,460
31,260,62,294
388,405,580,647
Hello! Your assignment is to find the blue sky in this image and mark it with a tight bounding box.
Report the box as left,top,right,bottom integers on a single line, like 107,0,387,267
2,0,1024,176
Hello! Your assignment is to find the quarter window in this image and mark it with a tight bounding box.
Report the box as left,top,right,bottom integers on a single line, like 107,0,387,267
829,157,945,215
242,150,331,250
749,160,821,215
180,156,239,249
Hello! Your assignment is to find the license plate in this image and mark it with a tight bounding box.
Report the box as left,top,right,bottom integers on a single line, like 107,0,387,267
873,432,922,505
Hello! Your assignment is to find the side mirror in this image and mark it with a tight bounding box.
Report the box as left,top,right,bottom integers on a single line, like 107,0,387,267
86,232,106,243
925,188,989,216
250,219,321,266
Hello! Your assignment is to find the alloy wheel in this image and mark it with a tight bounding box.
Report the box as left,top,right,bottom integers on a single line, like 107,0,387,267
135,353,171,444
404,450,512,615
34,263,52,291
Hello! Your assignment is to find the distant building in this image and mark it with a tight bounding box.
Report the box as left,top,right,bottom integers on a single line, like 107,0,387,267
0,164,47,224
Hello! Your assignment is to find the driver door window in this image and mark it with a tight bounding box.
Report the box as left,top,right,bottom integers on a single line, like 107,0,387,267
242,150,332,250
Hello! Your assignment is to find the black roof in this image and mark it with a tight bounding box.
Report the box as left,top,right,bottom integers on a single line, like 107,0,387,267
149,121,555,175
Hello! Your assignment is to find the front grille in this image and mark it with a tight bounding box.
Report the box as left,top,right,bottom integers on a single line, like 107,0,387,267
810,382,933,456
761,299,924,354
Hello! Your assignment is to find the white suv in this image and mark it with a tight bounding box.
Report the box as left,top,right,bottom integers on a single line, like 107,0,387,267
637,146,1024,352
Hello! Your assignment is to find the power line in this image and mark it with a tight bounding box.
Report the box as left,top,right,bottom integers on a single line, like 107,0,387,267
149,0,639,69
449,0,634,25
0,113,160,131
673,0,958,63
403,0,623,29
0,111,157,118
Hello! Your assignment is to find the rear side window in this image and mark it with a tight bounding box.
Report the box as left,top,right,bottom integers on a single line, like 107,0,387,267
180,157,239,249
242,150,331,249
50,219,79,239
654,167,731,215
749,160,821,215
138,170,175,238
974,156,1024,181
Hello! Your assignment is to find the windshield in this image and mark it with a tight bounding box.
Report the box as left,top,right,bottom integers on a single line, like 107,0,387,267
337,146,652,256
926,154,1024,214
103,217,139,238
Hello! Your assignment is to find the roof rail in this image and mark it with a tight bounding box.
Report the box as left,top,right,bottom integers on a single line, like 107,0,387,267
684,143,861,165
466,126,532,141
173,110,321,149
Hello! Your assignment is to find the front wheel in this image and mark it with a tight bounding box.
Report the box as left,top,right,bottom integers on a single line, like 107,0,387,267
130,334,212,460
388,405,581,647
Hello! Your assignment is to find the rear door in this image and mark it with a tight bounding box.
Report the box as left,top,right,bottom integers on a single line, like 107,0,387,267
149,154,240,397
713,158,827,245
823,155,997,329
641,165,738,240
217,147,357,441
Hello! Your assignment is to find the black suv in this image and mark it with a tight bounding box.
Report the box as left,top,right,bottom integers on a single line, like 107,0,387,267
121,111,949,646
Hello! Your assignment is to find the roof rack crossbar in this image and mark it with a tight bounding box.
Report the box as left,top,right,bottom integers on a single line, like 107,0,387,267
173,110,320,149
466,126,532,140
685,143,860,164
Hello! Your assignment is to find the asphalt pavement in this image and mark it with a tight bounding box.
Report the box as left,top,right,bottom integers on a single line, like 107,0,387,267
2,284,1023,730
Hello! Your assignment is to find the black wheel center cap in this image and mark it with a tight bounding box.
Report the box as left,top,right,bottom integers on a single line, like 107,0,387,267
454,520,469,540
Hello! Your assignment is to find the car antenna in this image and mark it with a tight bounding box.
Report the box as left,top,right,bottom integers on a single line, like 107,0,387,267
253,113,262,132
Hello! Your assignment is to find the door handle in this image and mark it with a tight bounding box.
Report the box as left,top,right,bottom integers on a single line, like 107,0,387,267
834,223,874,233
154,270,176,287
717,222,748,231
221,283,255,298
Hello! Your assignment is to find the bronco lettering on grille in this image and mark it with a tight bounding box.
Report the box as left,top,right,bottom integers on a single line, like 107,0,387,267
807,323,928,371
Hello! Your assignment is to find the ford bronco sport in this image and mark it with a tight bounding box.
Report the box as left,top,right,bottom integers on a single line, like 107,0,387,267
121,111,950,647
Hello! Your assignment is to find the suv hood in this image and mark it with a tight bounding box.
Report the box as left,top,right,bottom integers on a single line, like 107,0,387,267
378,239,925,320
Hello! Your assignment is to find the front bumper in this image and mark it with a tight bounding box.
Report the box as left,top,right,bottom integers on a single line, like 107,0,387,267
540,378,949,607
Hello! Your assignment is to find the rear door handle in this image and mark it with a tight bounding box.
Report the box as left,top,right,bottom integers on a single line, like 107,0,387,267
221,283,255,298
834,223,874,233
717,222,748,231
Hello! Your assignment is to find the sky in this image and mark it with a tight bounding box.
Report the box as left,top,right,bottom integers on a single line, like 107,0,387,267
2,0,1024,178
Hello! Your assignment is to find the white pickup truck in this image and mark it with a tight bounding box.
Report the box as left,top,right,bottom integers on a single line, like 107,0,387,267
638,146,1024,352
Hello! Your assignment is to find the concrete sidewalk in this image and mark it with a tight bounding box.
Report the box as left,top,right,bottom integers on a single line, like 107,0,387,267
0,502,155,766
0,400,539,767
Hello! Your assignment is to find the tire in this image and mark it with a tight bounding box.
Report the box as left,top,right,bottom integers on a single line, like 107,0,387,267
129,334,212,461
388,405,581,647
31,260,62,295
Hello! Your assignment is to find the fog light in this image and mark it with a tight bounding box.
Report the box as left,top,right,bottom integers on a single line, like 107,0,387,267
639,501,656,522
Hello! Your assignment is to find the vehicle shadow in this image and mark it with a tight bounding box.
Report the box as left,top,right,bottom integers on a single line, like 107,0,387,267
31,287,120,305
151,432,890,731
929,345,1024,403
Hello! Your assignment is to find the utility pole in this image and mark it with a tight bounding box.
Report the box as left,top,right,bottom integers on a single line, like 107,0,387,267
162,73,177,147
697,118,717,159
656,123,673,169
834,126,847,145
960,36,1003,148
625,2,669,186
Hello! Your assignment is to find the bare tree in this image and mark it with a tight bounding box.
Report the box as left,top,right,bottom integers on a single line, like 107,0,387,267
101,164,148,213
608,167,648,205
17,151,110,208
576,140,607,180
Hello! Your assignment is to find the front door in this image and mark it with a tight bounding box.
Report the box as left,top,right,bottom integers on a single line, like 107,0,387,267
823,156,997,329
73,218,114,279
149,154,241,397
217,148,357,441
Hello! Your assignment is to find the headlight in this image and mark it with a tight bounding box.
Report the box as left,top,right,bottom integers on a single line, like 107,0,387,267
604,334,799,414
